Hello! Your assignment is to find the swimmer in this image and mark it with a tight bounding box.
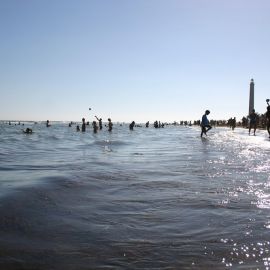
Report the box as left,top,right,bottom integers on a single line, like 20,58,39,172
23,128,33,134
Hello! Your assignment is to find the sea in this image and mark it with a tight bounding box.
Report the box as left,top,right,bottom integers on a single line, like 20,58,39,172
0,121,270,270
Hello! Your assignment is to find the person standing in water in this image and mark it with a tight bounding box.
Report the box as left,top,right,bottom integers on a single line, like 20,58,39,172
95,116,103,130
248,109,258,136
201,110,212,137
129,121,135,130
108,118,113,132
82,118,86,132
265,99,270,138
92,121,98,133
231,117,236,131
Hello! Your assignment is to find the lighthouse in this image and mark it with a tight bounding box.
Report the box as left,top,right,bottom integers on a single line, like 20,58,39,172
249,79,254,115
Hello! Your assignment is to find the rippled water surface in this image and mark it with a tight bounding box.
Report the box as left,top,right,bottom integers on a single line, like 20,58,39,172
0,122,270,269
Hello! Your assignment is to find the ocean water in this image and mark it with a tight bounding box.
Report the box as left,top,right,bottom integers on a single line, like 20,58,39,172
0,122,270,269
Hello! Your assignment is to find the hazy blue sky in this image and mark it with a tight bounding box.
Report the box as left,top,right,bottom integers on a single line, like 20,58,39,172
0,0,270,123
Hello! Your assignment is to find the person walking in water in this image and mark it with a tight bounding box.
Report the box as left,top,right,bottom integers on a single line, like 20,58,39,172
201,110,212,137
95,116,102,130
82,118,86,132
108,118,113,132
265,100,270,138
248,109,258,136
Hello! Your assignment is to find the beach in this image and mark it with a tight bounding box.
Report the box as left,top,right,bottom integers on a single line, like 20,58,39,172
0,122,270,269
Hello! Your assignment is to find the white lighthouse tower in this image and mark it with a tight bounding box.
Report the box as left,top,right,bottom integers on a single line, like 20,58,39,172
249,79,254,115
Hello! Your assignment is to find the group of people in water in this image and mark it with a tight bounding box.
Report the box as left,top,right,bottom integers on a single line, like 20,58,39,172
75,116,113,133
244,99,270,137
200,99,270,138
19,98,270,138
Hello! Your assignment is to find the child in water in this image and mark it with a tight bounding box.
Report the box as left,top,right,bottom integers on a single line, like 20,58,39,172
201,110,212,137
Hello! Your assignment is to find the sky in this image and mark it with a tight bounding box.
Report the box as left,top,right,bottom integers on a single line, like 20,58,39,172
0,0,270,123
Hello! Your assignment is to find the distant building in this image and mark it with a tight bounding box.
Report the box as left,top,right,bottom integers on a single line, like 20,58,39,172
249,79,254,115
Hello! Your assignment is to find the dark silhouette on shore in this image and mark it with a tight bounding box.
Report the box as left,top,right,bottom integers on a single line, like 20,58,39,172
248,109,258,136
201,110,212,137
228,117,236,131
266,99,270,138
145,121,149,128
46,120,51,127
76,125,80,132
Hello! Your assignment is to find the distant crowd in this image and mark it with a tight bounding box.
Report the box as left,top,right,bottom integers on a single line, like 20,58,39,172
4,99,270,139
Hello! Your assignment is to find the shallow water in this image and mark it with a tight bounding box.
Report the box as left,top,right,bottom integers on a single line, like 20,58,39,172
0,122,270,269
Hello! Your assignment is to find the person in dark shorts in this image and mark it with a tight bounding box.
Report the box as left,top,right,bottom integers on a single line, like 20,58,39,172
201,110,212,137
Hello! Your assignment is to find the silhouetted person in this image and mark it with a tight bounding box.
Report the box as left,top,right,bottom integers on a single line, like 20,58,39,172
154,121,158,128
76,125,80,132
23,128,33,134
82,118,86,132
95,116,103,130
146,121,149,128
201,110,212,137
231,117,236,131
92,121,98,133
266,102,270,138
129,121,135,130
248,109,258,136
46,120,51,127
108,118,113,132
